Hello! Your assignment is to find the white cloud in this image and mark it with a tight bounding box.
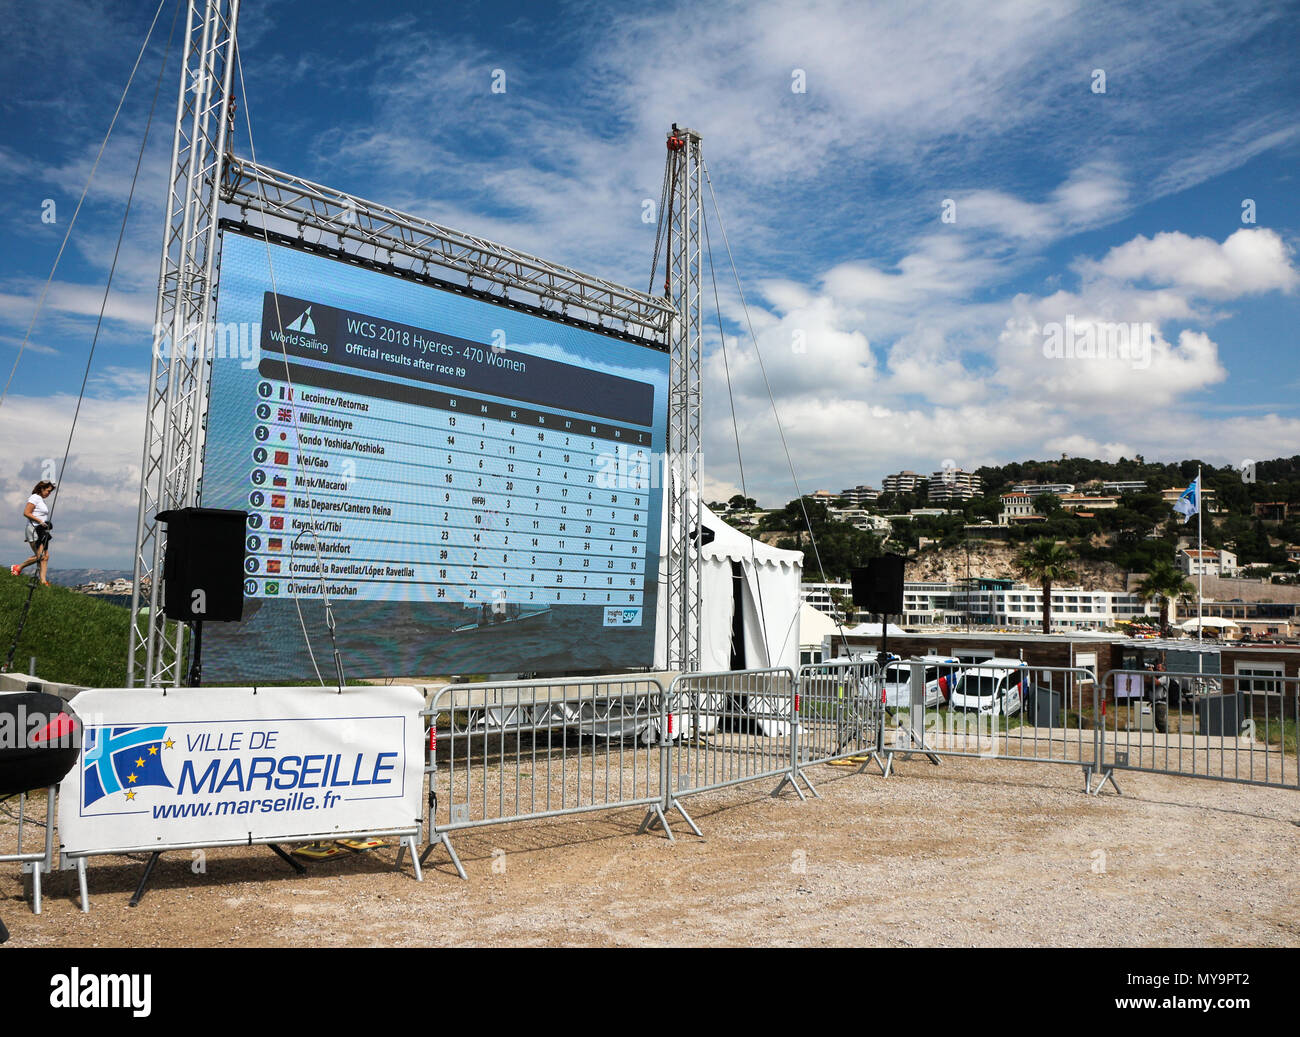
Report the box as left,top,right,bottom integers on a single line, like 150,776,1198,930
1080,228,1299,298
0,389,145,569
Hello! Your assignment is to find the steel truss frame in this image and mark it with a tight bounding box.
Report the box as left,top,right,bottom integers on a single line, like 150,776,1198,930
665,128,704,670
130,0,240,687
130,0,699,684
220,157,675,339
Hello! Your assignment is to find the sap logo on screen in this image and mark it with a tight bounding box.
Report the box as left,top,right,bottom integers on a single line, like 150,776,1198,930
603,607,642,627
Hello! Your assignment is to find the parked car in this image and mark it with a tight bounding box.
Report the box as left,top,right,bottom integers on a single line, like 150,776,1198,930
882,656,962,709
947,658,1029,716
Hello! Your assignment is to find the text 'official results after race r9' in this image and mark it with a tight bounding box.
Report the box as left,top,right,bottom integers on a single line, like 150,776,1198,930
200,231,668,682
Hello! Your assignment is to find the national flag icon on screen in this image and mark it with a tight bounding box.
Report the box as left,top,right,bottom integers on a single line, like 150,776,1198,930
82,726,174,807
271,494,286,509
274,450,289,465
279,387,293,401
273,476,287,488
278,407,292,421
268,537,283,551
265,581,280,595
267,560,281,574
270,516,284,530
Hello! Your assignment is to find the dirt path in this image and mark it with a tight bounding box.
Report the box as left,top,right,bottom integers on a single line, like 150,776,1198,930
3,755,1297,947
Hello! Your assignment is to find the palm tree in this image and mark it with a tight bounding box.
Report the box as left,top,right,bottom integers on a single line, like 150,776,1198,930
1014,538,1078,634
1136,560,1195,635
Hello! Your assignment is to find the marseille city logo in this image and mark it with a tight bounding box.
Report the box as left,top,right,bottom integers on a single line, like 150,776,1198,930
82,726,175,807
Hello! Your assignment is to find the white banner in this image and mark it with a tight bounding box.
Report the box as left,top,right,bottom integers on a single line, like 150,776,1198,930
59,685,424,856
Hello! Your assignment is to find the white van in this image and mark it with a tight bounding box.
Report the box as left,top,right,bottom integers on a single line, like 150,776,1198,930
882,656,961,709
947,658,1028,716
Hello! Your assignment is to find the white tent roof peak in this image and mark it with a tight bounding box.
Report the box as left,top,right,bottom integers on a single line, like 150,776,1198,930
695,504,803,569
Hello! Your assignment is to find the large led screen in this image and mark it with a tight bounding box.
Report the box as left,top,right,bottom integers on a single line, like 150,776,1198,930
199,230,668,682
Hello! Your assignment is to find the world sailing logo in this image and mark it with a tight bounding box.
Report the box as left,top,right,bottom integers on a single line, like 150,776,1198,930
285,306,315,334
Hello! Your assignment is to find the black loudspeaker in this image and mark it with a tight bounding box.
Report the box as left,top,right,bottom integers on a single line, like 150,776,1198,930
850,553,905,614
157,508,248,623
0,692,81,796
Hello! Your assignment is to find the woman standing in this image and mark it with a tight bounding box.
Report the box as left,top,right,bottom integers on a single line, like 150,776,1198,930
11,481,54,585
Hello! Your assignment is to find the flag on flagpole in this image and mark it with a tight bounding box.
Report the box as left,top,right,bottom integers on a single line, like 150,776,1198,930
1172,476,1200,523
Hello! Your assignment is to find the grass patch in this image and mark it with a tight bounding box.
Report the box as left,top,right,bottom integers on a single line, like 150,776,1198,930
1255,717,1297,755
0,576,132,687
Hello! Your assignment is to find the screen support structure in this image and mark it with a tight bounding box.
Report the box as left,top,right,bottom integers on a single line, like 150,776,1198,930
665,128,704,670
129,0,240,687
129,2,695,683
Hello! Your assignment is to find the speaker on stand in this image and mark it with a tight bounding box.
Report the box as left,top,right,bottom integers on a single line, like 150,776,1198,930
850,553,906,662
156,508,248,687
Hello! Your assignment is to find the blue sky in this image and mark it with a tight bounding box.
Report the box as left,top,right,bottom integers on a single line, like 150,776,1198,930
0,0,1297,568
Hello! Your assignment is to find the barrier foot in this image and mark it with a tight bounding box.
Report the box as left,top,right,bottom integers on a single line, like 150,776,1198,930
76,858,88,913
420,832,467,879
798,770,820,798
268,843,306,874
1088,767,1122,797
877,751,894,778
128,851,162,908
398,836,424,882
770,773,807,802
670,801,703,839
639,804,675,842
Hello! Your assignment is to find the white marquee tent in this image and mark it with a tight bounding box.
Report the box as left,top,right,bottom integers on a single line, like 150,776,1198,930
1179,616,1241,635
654,503,804,671
798,602,842,659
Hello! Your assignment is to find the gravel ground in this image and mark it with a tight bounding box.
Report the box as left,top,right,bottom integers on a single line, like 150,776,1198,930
2,754,1297,947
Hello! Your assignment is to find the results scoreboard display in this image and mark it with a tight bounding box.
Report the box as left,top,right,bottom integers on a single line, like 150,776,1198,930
200,230,668,682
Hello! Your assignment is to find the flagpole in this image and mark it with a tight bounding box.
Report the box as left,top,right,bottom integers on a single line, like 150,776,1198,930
1197,466,1203,676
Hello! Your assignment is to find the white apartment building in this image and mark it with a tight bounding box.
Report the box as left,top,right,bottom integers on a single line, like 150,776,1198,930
838,485,880,505
1010,482,1075,496
928,469,982,503
1161,485,1218,513
824,580,1154,629
829,507,892,532
1102,480,1147,494
998,492,1038,525
800,582,856,620
882,470,925,494
1058,493,1119,511
982,587,1150,629
1178,547,1238,577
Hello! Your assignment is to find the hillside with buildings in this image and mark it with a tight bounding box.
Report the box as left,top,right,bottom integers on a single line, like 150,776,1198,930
728,455,1300,638
904,541,1127,591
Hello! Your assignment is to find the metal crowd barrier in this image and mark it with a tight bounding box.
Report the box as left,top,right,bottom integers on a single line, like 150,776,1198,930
420,675,670,878
1093,669,1300,794
793,658,886,788
416,661,1300,880
881,663,1099,787
0,785,56,915
662,668,799,824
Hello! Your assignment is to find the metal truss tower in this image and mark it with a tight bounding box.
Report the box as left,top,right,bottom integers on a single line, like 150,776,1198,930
129,2,694,683
129,0,240,686
665,127,704,670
